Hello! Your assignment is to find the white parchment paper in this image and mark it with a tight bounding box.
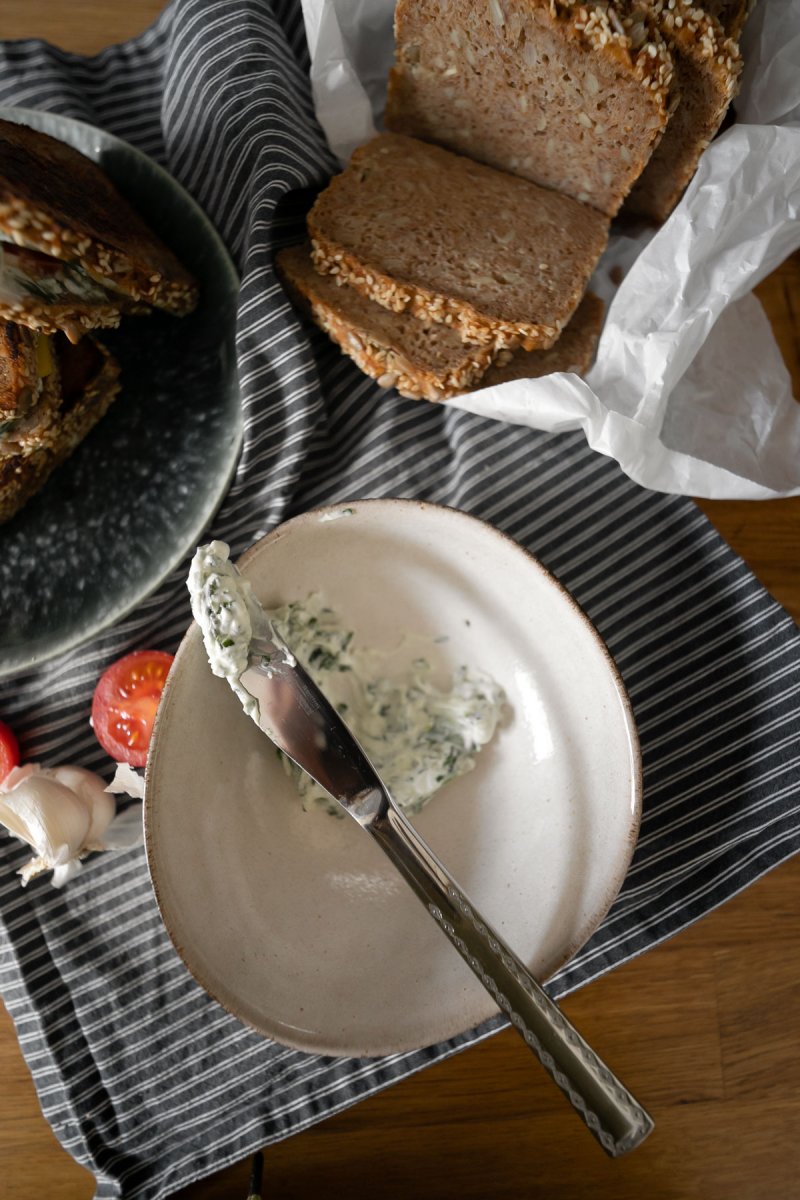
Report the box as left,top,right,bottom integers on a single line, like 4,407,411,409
301,0,800,498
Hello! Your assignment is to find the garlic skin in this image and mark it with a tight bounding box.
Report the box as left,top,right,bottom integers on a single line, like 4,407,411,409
0,763,137,888
106,761,146,800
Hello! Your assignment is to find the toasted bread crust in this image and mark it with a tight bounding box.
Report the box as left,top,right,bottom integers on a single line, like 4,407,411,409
0,244,148,341
0,119,199,316
0,298,124,343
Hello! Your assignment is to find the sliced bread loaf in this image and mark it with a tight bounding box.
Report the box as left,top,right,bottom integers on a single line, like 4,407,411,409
277,243,496,400
624,1,742,221
308,134,610,352
384,0,674,217
278,244,604,400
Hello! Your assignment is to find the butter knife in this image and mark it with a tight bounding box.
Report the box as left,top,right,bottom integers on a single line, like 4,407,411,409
242,623,653,1158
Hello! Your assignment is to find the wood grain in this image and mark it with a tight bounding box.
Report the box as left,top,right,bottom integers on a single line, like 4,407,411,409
1,5,799,1199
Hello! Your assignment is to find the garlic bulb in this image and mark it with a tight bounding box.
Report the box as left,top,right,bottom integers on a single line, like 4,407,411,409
0,762,140,888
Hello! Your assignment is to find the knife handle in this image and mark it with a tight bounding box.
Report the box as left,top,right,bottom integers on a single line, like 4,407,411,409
370,803,654,1158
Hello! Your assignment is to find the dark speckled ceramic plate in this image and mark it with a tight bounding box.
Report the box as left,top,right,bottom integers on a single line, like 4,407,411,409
0,108,241,678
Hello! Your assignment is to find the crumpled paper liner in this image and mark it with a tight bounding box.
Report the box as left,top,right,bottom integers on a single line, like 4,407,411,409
300,0,800,499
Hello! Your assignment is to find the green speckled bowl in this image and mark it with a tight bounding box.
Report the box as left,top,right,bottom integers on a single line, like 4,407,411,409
0,108,241,677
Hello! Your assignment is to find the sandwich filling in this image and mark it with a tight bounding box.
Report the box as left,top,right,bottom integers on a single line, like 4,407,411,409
0,330,106,454
0,241,137,340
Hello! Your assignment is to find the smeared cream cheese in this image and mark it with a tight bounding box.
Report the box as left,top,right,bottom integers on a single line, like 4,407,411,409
188,543,506,816
271,595,506,816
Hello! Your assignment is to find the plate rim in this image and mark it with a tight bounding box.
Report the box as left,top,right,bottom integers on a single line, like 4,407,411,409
145,498,643,1056
0,105,242,678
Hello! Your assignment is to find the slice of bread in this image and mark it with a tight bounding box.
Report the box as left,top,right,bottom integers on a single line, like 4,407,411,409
0,338,120,524
278,243,604,401
624,2,742,221
308,133,610,352
277,243,496,400
478,293,605,388
385,0,674,218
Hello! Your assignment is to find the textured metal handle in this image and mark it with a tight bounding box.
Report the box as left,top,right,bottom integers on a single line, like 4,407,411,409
370,804,654,1157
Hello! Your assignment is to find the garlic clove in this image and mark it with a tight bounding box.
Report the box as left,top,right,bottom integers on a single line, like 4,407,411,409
47,766,116,847
0,762,145,887
0,776,91,885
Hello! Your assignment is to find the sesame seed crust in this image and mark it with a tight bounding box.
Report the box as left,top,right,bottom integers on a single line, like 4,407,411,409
0,296,123,344
564,1,675,106
0,197,198,316
311,234,558,353
279,242,607,404
647,0,742,95
476,291,605,389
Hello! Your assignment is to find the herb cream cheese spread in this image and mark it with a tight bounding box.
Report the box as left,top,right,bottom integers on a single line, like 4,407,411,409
271,595,505,815
188,542,506,816
187,540,265,721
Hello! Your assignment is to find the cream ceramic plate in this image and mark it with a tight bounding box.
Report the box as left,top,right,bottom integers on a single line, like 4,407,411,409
145,500,641,1057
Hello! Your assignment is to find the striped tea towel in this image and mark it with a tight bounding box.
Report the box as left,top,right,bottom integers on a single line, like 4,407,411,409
0,2,799,1197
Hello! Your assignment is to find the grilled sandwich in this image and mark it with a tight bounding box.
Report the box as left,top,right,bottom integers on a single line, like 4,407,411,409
0,118,199,341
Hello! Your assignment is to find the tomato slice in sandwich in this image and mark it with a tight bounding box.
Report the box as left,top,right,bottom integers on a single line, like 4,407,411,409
92,650,174,767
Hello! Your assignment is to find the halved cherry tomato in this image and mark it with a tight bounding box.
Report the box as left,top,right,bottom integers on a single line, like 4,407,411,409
91,650,174,767
0,720,20,782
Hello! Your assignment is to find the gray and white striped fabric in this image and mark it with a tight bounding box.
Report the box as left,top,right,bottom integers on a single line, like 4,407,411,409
1,2,799,1196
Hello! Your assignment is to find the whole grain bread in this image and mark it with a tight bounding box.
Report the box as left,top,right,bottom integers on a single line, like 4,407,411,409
277,243,496,400
308,133,610,352
278,243,604,400
624,1,742,221
0,337,120,524
0,119,198,317
385,0,674,218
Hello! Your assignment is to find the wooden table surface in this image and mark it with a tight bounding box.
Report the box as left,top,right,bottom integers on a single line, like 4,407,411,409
2,5,799,1198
